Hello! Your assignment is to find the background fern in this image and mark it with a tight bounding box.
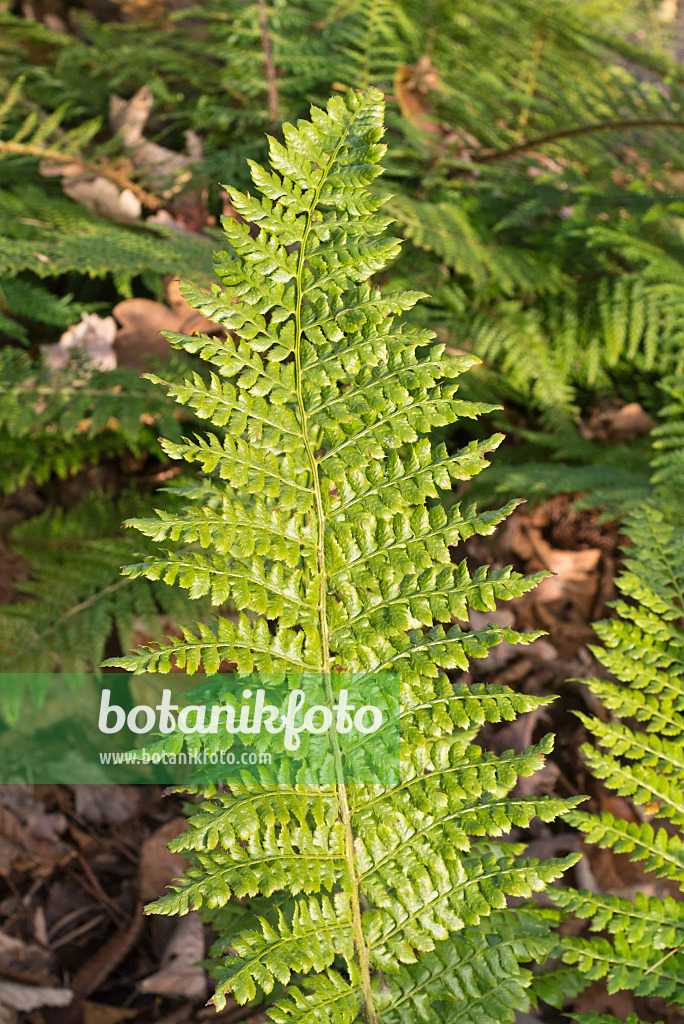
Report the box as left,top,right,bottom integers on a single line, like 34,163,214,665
3,0,683,498
548,502,684,1013
0,489,211,672
545,377,684,1016
4,3,684,1018
0,344,221,669
0,347,190,489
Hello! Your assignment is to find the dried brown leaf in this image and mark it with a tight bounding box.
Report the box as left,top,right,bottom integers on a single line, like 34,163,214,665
0,981,73,1012
139,818,190,904
137,913,206,1000
113,291,218,371
41,313,118,372
394,56,443,136
0,788,71,876
109,86,200,196
73,785,144,827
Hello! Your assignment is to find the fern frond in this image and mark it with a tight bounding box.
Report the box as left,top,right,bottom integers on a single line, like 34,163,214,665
0,491,210,672
104,90,577,1024
553,504,684,1010
0,182,214,301
0,347,193,491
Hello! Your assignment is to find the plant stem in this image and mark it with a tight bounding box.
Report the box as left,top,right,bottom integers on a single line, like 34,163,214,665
471,117,684,164
257,0,279,123
292,109,379,1024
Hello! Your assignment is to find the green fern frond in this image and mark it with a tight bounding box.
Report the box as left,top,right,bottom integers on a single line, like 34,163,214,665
552,504,684,1011
323,0,417,91
0,491,210,672
651,375,684,514
104,89,578,1024
0,181,214,302
0,347,195,491
0,278,102,343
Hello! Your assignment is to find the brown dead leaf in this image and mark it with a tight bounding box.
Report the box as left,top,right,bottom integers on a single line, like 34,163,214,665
572,980,636,1021
585,840,654,893
521,525,601,620
598,792,639,823
41,313,118,372
467,607,518,673
113,278,220,371
608,402,657,436
525,527,601,580
63,177,141,223
113,0,169,21
73,785,144,827
580,401,657,441
516,758,560,798
109,86,201,196
82,1002,140,1024
164,276,209,327
0,981,73,1012
137,912,206,1000
0,787,71,877
467,498,619,661
394,56,443,136
489,706,550,756
139,817,190,903
39,162,143,224
145,209,194,233
0,932,53,983
113,298,176,368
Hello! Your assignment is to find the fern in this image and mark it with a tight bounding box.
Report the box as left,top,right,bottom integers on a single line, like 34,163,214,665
651,375,684,515
103,89,580,1024
0,346,220,669
0,491,211,672
366,0,684,504
5,0,682,469
0,178,214,303
0,347,197,491
0,63,214,344
550,504,684,1012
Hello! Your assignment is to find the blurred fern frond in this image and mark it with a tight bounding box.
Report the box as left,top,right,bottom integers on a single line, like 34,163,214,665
0,491,211,672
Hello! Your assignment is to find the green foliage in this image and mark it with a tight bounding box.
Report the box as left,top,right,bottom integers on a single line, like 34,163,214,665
105,89,579,1024
651,374,684,515
0,67,213,343
550,504,684,1012
2,2,684,1014
0,180,214,292
0,490,210,672
0,346,219,670
0,176,214,340
373,0,684,506
0,347,190,491
3,0,683,483
0,75,102,171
